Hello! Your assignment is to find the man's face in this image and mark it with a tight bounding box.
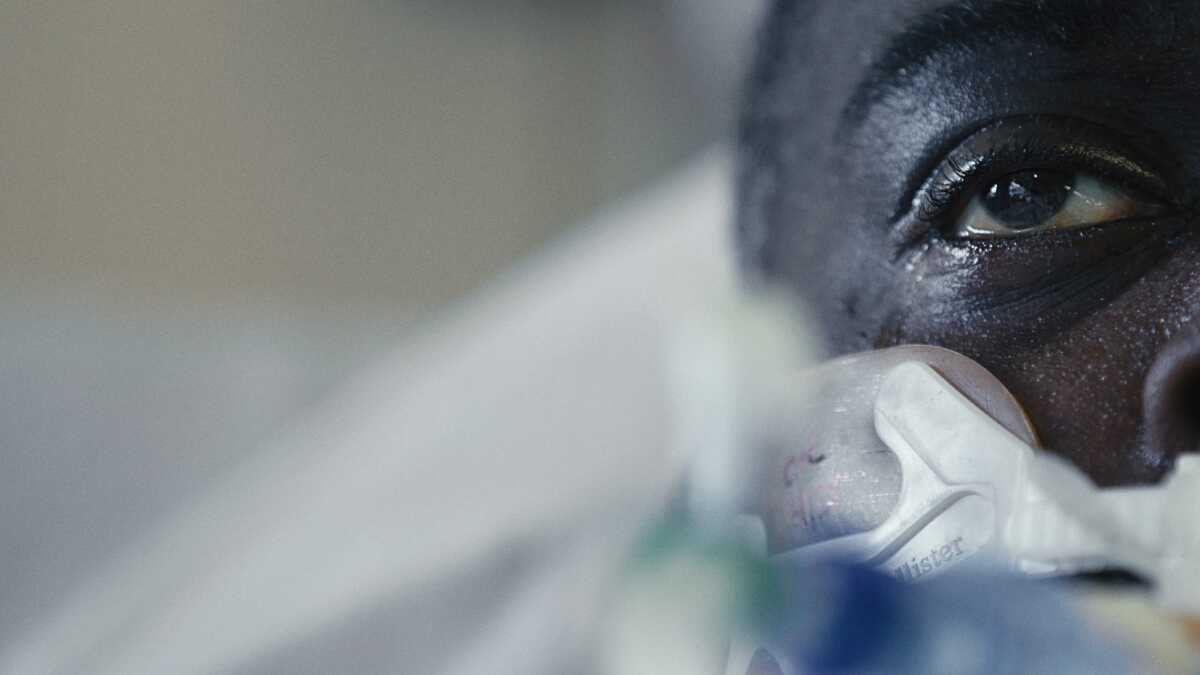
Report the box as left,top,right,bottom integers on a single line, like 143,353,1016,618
739,0,1200,485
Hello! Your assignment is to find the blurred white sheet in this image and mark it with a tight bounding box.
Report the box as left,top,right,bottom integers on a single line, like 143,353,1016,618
1,148,740,674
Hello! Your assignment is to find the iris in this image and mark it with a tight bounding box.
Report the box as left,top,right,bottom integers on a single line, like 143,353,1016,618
981,170,1074,230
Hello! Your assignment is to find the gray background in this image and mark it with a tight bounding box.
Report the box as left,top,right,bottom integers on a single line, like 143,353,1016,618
0,0,763,653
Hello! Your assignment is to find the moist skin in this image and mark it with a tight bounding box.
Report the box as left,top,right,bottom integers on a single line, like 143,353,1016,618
739,0,1200,486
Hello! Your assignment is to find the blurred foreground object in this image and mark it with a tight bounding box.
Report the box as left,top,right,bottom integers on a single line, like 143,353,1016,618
737,355,1200,607
677,332,1200,604
659,338,1199,673
727,562,1162,675
0,149,760,674
7,140,1195,672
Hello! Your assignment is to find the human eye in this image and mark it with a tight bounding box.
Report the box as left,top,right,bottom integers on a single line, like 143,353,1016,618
908,116,1173,242
881,115,1192,343
951,170,1160,238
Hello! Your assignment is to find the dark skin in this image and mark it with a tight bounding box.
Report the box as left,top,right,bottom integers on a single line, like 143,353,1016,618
739,0,1200,486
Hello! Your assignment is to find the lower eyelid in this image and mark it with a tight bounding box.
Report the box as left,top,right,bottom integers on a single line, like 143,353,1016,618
904,219,1186,342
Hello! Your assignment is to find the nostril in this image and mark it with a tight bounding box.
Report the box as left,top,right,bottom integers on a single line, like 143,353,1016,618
1174,370,1200,439
1145,338,1200,462
1170,370,1200,442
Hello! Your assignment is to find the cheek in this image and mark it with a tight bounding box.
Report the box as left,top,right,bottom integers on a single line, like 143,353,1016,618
874,235,1200,486
965,322,1157,485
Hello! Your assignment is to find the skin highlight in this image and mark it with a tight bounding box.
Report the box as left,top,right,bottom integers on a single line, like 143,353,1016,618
739,0,1200,486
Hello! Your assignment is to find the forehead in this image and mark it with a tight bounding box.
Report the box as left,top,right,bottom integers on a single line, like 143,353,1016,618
770,0,1191,91
750,0,1198,179
740,0,1200,268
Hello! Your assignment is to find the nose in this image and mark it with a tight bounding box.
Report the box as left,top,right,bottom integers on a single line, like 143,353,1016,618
1144,319,1200,465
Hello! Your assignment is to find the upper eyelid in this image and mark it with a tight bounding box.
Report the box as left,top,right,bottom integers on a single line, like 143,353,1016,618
917,147,1002,220
889,118,995,224
887,116,1177,253
890,116,1026,225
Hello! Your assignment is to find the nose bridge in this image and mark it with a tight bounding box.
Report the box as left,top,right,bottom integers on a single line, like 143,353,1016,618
1144,315,1200,463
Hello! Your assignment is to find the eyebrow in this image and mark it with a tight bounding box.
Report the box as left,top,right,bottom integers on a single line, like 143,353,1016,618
836,0,1183,140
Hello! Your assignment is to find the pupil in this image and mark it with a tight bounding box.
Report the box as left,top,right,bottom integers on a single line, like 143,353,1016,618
981,170,1074,230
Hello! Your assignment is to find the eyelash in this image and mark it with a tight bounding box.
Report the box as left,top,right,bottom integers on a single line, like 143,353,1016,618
903,117,1173,241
